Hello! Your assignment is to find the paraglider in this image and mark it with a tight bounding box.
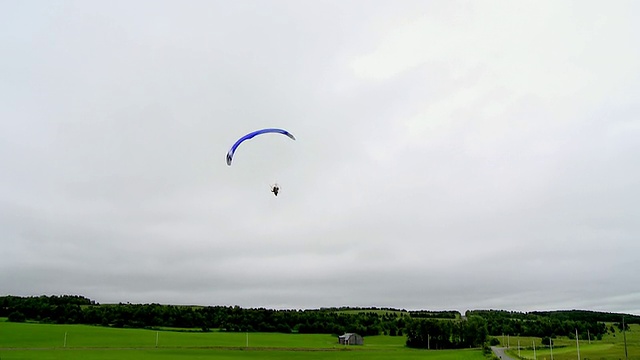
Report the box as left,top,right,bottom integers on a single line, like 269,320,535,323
226,128,295,196
270,183,280,196
226,128,295,166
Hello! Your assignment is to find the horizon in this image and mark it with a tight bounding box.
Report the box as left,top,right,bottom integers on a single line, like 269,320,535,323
3,294,640,317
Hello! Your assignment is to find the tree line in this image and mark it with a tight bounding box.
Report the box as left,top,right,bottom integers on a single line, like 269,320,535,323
2,295,635,350
467,309,636,339
405,316,488,349
1,295,408,336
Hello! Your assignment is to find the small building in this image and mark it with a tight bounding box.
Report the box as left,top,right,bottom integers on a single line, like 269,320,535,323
338,333,364,345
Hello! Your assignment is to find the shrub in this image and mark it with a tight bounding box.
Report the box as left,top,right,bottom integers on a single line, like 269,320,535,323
8,311,26,322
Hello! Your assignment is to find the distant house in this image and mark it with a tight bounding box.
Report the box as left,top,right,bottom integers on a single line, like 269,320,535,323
338,333,363,345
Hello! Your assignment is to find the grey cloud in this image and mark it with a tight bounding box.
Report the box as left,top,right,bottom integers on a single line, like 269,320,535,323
1,1,639,315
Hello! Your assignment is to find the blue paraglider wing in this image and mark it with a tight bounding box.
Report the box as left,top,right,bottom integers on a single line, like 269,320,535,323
226,128,296,165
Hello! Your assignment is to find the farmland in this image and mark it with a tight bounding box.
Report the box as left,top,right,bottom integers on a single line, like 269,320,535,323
0,319,485,360
1,317,639,359
500,323,640,360
3,298,640,360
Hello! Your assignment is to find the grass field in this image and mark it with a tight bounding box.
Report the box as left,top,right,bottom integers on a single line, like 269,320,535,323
0,348,486,360
332,309,461,320
5,318,636,359
500,323,640,360
333,309,408,316
0,319,485,360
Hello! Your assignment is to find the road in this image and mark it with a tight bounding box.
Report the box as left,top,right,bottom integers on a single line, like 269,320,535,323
491,346,517,360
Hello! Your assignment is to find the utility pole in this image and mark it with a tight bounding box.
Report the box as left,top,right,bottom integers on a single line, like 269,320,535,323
533,339,537,360
576,328,580,360
623,316,628,360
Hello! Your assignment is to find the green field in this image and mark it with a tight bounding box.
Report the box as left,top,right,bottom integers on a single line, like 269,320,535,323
500,323,640,360
5,318,637,360
333,309,407,316
333,309,460,319
0,319,484,360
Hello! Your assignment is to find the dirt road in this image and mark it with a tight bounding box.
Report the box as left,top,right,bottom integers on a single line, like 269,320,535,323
491,346,516,360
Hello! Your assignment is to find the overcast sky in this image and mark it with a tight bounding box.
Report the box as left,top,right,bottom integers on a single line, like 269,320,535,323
1,0,639,315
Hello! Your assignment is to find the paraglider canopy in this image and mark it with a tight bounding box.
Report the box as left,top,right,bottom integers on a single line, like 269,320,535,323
226,128,296,166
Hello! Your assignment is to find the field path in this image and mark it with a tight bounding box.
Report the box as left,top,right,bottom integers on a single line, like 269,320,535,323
491,346,516,360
